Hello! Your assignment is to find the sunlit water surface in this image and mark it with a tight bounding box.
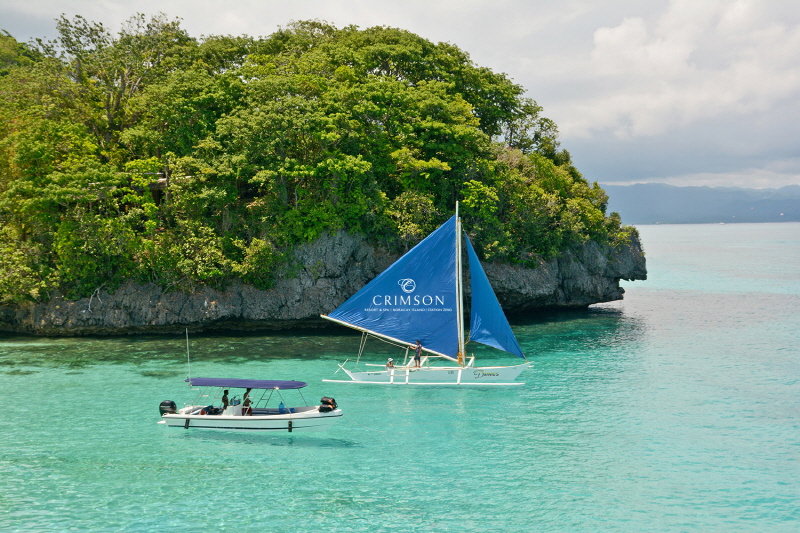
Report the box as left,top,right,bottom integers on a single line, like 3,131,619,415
1,223,798,532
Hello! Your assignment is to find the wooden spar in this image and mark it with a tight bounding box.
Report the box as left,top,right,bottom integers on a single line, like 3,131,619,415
185,328,191,381
320,314,459,363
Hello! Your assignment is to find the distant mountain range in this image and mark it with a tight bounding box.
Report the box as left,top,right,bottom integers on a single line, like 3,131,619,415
602,183,800,225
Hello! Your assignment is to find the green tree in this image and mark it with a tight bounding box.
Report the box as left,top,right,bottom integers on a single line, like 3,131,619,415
0,31,41,75
0,17,637,304
37,13,195,163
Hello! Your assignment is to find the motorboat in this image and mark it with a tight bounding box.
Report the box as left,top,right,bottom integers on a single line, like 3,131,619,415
158,377,341,432
321,202,531,385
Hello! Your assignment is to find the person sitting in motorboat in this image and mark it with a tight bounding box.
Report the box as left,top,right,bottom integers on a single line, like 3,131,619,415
386,358,394,370
221,390,229,411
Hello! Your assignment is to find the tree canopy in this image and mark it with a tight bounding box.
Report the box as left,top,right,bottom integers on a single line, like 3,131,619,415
0,15,635,303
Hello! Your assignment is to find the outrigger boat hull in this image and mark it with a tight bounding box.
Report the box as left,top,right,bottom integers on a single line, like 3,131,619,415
324,362,530,386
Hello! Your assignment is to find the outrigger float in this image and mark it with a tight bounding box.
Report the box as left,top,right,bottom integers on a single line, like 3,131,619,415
158,377,341,432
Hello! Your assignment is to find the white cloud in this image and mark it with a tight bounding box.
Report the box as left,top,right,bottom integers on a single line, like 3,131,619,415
558,0,800,140
1,0,798,189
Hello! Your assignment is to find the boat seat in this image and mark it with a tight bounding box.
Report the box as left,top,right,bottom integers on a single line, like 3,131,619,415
223,405,243,416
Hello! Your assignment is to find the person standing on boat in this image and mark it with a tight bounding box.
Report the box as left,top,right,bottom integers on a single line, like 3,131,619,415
386,358,394,371
221,390,229,411
410,340,423,367
243,388,253,415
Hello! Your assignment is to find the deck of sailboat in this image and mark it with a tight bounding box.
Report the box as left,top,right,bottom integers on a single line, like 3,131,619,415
322,379,527,386
323,360,531,386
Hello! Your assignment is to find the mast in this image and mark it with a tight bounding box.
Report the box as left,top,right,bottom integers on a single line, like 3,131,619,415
185,328,191,381
455,202,465,365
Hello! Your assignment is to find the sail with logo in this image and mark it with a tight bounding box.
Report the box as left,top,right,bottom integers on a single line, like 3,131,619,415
322,204,530,385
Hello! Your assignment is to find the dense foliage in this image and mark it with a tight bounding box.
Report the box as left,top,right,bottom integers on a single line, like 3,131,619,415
0,15,635,303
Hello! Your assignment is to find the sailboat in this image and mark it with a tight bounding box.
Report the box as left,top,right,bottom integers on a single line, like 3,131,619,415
321,203,531,385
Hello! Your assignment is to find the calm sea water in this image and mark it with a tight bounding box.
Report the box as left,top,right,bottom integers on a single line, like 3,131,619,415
1,223,798,532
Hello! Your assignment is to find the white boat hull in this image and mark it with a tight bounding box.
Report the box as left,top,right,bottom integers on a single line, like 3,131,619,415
323,362,531,385
159,406,342,432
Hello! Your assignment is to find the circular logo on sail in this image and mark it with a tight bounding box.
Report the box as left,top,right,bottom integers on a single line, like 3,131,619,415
398,278,416,293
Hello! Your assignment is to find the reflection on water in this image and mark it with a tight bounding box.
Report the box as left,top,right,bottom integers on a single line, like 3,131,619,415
507,305,647,363
171,430,364,448
4,368,39,375
0,327,366,370
0,307,647,372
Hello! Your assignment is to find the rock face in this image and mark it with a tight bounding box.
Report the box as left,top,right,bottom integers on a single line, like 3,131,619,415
0,232,646,336
485,235,647,311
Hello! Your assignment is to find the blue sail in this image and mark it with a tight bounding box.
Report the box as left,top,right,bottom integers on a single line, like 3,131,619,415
465,236,526,359
327,216,459,360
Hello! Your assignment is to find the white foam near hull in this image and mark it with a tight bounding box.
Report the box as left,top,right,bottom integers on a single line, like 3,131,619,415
159,407,342,432
323,362,531,385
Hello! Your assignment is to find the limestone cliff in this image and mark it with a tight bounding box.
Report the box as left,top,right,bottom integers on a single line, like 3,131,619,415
0,232,646,336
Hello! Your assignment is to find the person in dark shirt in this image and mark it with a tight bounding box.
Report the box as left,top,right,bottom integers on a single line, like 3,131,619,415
410,340,423,367
221,390,229,411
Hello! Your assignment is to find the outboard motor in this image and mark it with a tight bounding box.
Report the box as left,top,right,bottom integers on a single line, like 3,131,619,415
159,400,177,416
319,397,337,412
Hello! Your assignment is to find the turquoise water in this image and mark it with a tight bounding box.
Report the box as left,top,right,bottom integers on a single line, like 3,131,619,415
1,222,798,532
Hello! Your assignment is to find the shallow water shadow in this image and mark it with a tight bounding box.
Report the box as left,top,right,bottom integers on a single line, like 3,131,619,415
172,430,363,448
1,369,40,376
138,369,186,378
506,305,625,326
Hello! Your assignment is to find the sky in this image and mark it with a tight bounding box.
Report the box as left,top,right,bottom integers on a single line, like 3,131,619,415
2,0,799,189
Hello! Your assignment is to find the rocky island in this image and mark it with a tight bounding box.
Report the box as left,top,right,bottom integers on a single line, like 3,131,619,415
0,231,645,336
0,19,646,336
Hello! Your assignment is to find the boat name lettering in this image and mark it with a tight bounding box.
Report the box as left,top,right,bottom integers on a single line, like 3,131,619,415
473,370,500,378
371,294,445,307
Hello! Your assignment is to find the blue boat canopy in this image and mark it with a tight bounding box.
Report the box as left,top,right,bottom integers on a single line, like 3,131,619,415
185,378,307,389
